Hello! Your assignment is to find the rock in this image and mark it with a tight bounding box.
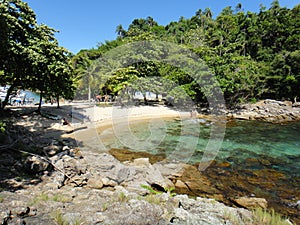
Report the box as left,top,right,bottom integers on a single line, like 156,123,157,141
133,158,151,167
217,161,231,168
292,102,300,108
105,199,165,224
70,175,88,187
25,156,50,173
172,164,221,197
175,180,188,190
52,159,65,188
16,206,30,218
102,177,118,187
109,148,164,164
145,165,174,190
116,167,135,184
62,146,70,151
50,154,88,188
87,177,103,189
43,145,60,156
228,99,300,123
296,200,300,210
126,181,150,195
234,197,268,209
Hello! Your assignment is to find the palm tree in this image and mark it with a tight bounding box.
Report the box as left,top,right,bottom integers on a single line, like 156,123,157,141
115,24,126,38
204,8,212,18
146,16,156,27
195,9,203,18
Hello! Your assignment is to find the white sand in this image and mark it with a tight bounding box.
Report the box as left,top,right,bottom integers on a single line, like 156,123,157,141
71,104,191,126
68,104,191,149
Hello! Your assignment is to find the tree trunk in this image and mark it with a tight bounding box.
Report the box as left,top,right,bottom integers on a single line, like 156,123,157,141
1,83,16,110
56,95,60,108
143,93,148,105
88,84,91,103
37,90,43,113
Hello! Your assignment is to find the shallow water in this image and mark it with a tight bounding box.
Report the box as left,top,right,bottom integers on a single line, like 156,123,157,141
99,118,300,222
101,119,300,176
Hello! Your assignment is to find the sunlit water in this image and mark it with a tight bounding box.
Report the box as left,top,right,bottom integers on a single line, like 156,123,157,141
99,118,300,222
100,118,300,178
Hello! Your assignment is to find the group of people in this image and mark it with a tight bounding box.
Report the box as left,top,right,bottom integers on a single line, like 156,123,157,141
95,94,111,102
11,90,26,106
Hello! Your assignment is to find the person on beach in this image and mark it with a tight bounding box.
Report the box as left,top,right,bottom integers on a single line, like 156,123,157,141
62,118,71,126
190,107,198,118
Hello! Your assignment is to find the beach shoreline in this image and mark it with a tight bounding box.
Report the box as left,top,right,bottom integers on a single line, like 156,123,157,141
1,103,299,224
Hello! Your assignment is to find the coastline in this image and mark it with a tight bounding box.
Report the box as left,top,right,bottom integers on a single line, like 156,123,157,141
1,102,299,224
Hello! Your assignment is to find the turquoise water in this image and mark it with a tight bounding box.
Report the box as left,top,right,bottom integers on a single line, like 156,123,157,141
102,118,300,177
22,90,40,104
101,118,300,222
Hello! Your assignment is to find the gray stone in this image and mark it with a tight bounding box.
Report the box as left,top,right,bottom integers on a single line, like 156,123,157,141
62,146,70,151
26,156,50,173
102,177,118,187
87,177,103,189
133,158,151,167
43,145,60,156
296,200,300,210
293,102,300,108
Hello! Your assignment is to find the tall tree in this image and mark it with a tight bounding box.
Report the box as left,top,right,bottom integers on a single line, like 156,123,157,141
0,0,75,110
0,0,37,108
115,24,126,38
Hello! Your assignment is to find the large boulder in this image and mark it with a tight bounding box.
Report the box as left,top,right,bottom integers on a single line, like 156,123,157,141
233,197,268,209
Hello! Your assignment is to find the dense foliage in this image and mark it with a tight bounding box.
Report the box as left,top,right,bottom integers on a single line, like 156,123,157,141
0,0,76,110
73,0,300,106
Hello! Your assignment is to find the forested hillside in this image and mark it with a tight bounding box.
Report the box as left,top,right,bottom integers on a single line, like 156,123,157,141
73,0,300,106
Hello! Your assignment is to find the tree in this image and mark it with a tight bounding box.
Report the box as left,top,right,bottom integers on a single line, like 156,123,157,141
0,0,75,110
72,2,300,106
0,0,37,109
204,8,212,18
115,24,126,38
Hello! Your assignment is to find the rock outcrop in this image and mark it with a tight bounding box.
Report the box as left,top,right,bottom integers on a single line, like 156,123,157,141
233,197,268,209
227,99,300,123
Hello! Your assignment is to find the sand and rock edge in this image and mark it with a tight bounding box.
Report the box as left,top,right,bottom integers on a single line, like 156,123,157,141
0,102,299,224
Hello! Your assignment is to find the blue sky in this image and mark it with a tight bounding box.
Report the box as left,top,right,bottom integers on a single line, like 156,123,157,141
24,0,299,54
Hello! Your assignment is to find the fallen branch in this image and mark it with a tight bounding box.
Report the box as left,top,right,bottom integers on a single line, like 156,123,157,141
0,139,20,150
5,146,81,187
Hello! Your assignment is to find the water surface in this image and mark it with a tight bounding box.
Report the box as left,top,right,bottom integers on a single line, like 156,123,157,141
99,118,300,222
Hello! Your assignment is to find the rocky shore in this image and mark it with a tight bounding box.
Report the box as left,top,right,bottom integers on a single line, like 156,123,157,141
0,146,254,225
227,99,300,123
0,101,299,224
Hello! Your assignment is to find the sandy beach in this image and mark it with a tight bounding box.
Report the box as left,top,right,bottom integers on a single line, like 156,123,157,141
66,104,191,151
72,104,190,123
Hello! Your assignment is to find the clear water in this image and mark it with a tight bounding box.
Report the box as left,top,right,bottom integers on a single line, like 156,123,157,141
22,90,40,104
100,118,300,177
100,118,300,222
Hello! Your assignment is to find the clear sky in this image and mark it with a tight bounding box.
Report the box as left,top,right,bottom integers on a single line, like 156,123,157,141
24,0,299,54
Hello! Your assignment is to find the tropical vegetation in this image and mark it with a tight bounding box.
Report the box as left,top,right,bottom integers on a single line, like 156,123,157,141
73,0,300,106
0,0,299,111
0,0,76,111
